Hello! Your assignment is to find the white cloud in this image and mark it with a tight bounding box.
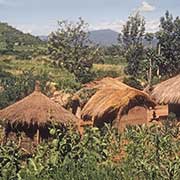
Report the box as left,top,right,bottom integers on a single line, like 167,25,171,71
91,19,159,33
14,23,58,35
138,1,155,12
13,18,159,36
90,20,125,33
146,19,159,32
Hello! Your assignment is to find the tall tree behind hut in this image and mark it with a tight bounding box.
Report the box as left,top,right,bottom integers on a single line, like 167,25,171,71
143,32,160,86
156,11,180,77
119,12,145,78
48,18,102,83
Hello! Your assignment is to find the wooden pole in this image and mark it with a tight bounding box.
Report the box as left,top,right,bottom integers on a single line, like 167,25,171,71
148,58,152,87
2,128,7,145
37,128,40,145
157,44,161,78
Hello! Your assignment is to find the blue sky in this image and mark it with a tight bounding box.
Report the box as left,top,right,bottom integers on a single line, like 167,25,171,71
0,0,179,35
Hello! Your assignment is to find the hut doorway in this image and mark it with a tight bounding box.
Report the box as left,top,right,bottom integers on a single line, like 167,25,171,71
168,104,180,120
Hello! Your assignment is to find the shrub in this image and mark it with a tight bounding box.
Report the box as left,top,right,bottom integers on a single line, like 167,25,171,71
123,76,143,90
0,123,180,179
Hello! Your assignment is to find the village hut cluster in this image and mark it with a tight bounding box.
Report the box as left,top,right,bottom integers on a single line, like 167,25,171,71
0,75,179,152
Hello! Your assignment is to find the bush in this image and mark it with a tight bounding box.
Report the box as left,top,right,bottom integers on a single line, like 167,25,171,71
123,76,143,90
0,123,180,179
56,77,82,93
0,69,50,109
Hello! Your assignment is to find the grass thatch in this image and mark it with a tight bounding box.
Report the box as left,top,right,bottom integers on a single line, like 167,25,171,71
81,80,155,126
151,75,180,104
0,87,79,127
72,77,127,108
84,77,128,90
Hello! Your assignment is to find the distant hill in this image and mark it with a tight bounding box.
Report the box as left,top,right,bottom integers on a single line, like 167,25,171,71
39,29,158,47
89,29,119,46
39,29,119,46
39,35,48,41
0,22,44,50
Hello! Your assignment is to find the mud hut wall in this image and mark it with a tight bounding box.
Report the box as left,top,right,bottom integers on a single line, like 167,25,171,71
118,106,149,131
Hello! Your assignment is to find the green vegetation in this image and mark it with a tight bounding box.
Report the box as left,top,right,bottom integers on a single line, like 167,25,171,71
48,18,102,83
0,9,180,180
120,12,145,78
0,22,45,54
156,11,180,77
0,124,180,179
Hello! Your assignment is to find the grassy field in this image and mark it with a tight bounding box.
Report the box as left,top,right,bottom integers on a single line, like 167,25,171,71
0,56,75,81
0,55,125,82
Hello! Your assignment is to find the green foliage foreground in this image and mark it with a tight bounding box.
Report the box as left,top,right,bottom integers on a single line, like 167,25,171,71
0,123,180,180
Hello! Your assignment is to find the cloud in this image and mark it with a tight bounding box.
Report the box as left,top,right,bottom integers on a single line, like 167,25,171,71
14,23,58,35
146,19,159,32
90,20,125,33
91,19,159,33
14,18,160,36
138,1,155,12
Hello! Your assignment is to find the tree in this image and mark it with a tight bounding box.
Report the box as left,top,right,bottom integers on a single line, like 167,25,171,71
48,18,101,83
120,13,145,77
156,11,180,77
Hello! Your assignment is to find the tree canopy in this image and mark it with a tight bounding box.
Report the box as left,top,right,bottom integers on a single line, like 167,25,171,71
48,18,102,83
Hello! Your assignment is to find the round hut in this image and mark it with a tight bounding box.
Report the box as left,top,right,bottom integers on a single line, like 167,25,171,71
151,74,180,119
81,81,155,131
0,82,79,152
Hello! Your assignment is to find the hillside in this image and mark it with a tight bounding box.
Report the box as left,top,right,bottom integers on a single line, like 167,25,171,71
89,29,119,46
0,22,44,51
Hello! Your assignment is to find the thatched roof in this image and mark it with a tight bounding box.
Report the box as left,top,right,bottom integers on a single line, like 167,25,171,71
81,81,155,125
151,75,180,104
0,84,79,127
72,77,129,108
84,77,128,90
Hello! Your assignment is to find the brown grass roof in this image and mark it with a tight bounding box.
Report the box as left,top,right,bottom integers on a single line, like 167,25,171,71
81,80,155,124
84,77,128,90
0,88,79,127
72,77,129,107
151,75,180,104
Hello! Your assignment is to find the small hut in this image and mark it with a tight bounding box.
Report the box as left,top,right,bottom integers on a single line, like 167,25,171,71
81,80,155,131
0,82,79,152
151,75,180,119
71,77,129,115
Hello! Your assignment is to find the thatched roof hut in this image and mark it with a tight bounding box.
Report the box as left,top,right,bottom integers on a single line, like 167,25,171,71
151,75,180,119
0,82,79,151
0,89,78,127
151,75,180,104
71,77,128,114
81,81,155,129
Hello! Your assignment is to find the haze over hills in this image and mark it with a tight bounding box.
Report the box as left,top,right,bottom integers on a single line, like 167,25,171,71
39,29,119,46
0,22,157,48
